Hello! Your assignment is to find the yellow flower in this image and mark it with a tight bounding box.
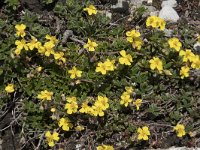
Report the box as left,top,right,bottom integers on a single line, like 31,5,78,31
79,101,91,113
37,43,46,54
168,37,182,52
146,16,166,30
125,86,134,94
43,41,55,57
120,92,132,107
104,59,116,71
15,39,29,51
92,105,104,117
94,95,109,110
45,34,59,44
15,24,26,38
174,124,186,137
75,125,85,131
97,145,114,150
53,52,64,60
50,107,56,112
5,84,15,93
83,5,97,15
152,17,160,28
137,126,150,140
66,96,77,103
132,37,143,50
149,57,163,71
119,50,133,66
95,59,115,75
179,49,195,62
37,66,43,72
126,29,141,43
133,99,142,110
84,38,98,51
146,16,157,27
27,36,38,50
45,131,60,147
65,101,78,114
37,90,53,101
58,118,73,131
14,48,21,56
180,66,190,79
68,66,82,79
60,57,66,63
96,62,107,75
159,18,166,30
191,55,200,69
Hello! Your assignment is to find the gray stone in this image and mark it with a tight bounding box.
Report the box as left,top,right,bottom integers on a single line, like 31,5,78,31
129,0,146,6
111,0,129,14
143,5,159,17
159,0,179,22
161,0,177,8
194,42,200,53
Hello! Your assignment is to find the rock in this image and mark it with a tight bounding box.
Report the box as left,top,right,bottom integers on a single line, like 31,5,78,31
194,42,200,53
143,5,159,17
129,1,158,19
147,0,153,4
159,0,179,22
161,0,177,8
129,0,146,6
111,0,129,14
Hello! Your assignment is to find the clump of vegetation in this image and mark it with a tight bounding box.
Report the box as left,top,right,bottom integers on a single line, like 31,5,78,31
0,0,200,149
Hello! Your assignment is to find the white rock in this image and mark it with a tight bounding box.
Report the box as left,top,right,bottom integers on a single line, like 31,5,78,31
147,0,153,4
161,0,177,8
159,0,179,22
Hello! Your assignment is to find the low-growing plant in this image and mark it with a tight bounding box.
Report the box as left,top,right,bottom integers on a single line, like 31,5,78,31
0,0,200,149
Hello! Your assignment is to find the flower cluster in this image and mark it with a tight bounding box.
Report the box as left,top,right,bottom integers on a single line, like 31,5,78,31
120,88,133,107
166,36,200,79
14,24,66,64
80,95,109,117
126,29,143,50
120,87,143,110
178,49,196,78
179,49,199,78
146,16,166,30
96,59,116,75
